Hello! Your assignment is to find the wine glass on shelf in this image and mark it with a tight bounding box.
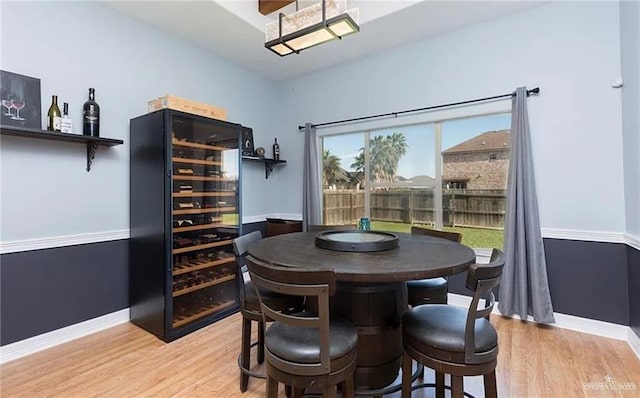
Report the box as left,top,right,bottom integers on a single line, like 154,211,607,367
2,99,13,116
11,99,25,121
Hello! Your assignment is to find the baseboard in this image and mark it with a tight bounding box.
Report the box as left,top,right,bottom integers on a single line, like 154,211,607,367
448,293,629,341
0,309,130,364
0,230,130,254
629,329,640,361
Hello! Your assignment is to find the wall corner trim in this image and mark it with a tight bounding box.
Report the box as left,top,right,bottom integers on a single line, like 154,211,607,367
0,309,130,364
449,293,630,341
0,230,130,254
624,232,640,251
629,329,640,362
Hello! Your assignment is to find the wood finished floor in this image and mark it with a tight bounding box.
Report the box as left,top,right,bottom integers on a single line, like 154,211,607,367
1,313,639,397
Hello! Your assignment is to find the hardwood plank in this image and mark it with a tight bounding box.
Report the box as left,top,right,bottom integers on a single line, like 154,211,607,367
2,314,639,397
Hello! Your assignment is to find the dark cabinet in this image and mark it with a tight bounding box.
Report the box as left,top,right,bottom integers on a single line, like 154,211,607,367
129,109,242,341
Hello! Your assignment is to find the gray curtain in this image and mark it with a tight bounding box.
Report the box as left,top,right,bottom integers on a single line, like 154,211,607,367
302,123,321,231
498,87,555,324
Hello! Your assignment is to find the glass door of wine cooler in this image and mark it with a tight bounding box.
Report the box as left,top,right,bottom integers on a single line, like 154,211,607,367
169,114,240,331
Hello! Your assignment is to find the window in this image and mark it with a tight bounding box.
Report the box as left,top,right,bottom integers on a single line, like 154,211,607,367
321,113,510,249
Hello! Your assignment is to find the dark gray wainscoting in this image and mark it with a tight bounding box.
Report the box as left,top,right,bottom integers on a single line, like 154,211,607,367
1,240,129,346
1,222,268,346
629,245,640,337
449,238,630,325
242,221,267,237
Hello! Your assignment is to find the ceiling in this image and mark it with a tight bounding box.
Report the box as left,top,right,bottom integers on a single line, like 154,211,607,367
105,0,545,82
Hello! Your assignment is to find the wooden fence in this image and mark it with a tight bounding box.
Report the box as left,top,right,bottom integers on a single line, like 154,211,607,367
323,189,506,228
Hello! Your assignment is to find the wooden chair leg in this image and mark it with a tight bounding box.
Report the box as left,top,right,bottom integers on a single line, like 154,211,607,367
322,385,337,398
257,320,265,364
435,371,445,398
451,376,464,398
484,370,497,398
240,316,251,392
292,387,304,398
343,374,355,398
285,385,292,398
401,352,413,398
266,375,279,398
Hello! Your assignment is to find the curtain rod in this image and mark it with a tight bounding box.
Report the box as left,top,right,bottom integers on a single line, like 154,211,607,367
298,87,540,130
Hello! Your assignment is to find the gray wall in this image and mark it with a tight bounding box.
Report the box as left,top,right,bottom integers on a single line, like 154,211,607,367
279,1,626,235
620,0,640,238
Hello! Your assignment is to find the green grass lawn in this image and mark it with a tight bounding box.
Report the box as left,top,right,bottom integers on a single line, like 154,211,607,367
371,221,504,249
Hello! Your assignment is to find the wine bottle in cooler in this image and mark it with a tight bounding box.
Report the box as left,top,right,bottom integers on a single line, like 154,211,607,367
82,88,100,137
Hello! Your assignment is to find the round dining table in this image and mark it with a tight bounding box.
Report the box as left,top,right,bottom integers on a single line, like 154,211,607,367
247,230,476,393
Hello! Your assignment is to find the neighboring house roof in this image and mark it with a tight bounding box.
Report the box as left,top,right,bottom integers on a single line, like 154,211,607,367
443,130,510,154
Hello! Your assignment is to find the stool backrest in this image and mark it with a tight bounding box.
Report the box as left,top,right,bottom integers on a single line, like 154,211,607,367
246,255,337,376
410,226,462,243
464,248,505,364
232,231,263,305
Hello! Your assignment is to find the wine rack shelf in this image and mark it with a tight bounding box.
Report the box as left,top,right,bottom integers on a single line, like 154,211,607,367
172,299,236,328
173,222,226,233
172,239,234,254
172,192,236,198
173,256,236,276
172,139,226,151
172,175,234,182
173,274,236,297
242,156,287,179
173,207,236,215
0,125,123,172
172,157,222,166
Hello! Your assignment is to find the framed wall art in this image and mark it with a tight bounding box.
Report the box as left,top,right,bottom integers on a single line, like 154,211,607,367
241,126,254,156
1,70,42,129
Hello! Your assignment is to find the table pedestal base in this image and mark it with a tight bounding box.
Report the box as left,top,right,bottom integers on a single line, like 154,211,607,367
332,281,408,390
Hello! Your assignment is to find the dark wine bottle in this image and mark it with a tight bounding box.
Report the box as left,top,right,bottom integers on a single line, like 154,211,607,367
82,88,100,137
47,95,61,132
273,137,280,160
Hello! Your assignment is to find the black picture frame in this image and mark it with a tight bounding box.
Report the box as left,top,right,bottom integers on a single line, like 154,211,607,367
241,126,254,156
0,70,41,129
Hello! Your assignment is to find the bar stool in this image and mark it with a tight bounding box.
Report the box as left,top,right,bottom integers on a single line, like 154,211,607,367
232,231,304,392
401,248,505,398
407,226,462,306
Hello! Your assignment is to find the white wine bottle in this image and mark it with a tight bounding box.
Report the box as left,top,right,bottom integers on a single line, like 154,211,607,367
60,102,74,133
47,95,61,132
82,88,100,137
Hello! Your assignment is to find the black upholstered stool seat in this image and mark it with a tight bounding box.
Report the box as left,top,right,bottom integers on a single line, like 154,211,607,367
401,248,505,398
403,304,497,363
266,317,358,364
406,278,448,305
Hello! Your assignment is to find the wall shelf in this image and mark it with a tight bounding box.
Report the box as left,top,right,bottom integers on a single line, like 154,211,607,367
242,156,286,179
0,125,124,172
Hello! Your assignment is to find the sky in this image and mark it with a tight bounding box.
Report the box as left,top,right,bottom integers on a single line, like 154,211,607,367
322,113,511,179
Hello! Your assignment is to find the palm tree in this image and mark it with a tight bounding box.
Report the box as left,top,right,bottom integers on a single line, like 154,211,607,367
323,149,342,188
351,133,407,183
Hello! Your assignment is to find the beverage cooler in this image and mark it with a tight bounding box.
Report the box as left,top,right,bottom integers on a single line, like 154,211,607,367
129,109,242,341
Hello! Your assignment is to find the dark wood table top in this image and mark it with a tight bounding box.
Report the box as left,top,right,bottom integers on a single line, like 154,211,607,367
247,231,476,283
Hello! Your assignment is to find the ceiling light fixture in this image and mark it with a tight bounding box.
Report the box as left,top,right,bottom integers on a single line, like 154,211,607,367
265,0,360,56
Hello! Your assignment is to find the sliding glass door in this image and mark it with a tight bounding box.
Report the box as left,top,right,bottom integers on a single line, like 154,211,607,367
320,113,511,248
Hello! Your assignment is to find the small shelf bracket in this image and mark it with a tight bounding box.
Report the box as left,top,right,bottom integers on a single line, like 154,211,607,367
87,143,98,172
265,161,277,179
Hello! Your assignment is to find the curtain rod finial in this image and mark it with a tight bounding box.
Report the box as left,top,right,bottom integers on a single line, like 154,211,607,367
527,87,540,96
